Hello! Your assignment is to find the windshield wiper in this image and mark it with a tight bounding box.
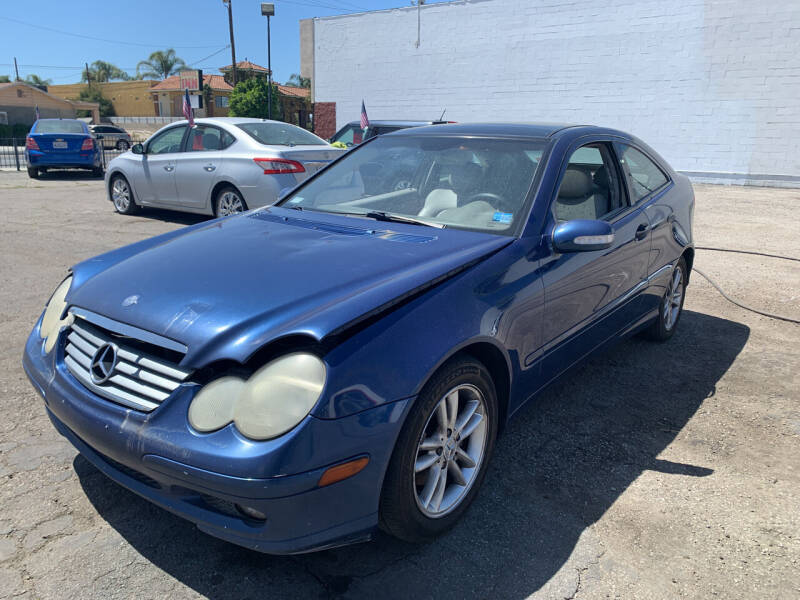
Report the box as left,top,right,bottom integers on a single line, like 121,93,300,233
364,211,445,229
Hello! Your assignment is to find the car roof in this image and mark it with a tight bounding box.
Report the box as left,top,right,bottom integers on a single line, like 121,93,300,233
387,122,633,140
36,118,83,124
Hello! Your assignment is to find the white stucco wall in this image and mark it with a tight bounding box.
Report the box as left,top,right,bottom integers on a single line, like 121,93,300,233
311,0,800,185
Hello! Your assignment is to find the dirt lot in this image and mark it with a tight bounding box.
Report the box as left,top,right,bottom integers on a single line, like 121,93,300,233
0,170,797,599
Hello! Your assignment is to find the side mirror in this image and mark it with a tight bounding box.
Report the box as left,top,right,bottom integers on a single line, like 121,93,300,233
131,143,144,155
552,219,614,252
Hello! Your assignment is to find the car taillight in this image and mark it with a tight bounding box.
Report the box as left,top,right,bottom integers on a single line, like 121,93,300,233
253,158,305,174
26,137,39,150
81,138,94,151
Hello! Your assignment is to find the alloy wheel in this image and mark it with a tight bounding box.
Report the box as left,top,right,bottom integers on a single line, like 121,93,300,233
111,178,130,212
663,265,684,330
414,384,488,518
218,191,244,216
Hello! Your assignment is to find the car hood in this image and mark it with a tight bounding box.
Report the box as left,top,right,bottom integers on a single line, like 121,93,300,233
68,207,511,367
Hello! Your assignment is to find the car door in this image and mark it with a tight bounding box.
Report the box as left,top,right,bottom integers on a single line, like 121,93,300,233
139,125,187,204
614,142,675,314
538,141,652,382
175,125,234,209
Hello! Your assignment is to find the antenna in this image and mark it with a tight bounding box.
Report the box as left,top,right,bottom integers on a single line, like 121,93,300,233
438,108,446,121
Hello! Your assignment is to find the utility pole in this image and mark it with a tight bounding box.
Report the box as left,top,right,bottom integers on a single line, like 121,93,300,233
223,0,238,85
13,57,20,81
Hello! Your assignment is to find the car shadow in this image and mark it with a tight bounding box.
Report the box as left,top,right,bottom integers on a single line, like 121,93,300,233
73,310,748,599
132,208,211,227
37,169,104,181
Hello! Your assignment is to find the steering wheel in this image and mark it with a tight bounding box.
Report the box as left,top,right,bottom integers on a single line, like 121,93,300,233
466,192,504,205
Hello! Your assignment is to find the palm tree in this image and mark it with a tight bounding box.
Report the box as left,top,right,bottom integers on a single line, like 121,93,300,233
82,60,131,83
136,49,187,80
285,73,311,88
24,74,52,86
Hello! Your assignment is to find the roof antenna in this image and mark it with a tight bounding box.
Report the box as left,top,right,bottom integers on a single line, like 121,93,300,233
438,108,446,121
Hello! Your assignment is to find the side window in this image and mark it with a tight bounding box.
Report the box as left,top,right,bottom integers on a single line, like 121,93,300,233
147,126,187,155
186,125,229,152
554,144,624,222
332,125,358,146
617,144,669,202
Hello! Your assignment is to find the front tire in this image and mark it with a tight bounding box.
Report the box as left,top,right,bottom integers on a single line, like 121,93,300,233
645,256,687,341
380,355,499,542
110,174,139,215
214,185,247,216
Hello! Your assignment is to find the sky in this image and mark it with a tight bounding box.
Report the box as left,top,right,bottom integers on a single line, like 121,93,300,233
0,0,442,85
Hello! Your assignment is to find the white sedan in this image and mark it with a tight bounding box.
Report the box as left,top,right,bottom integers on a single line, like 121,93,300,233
105,118,345,217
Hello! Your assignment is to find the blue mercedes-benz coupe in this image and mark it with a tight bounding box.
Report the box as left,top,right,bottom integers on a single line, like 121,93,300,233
23,123,694,554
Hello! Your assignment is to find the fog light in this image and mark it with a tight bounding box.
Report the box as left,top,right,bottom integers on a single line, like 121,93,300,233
235,504,267,521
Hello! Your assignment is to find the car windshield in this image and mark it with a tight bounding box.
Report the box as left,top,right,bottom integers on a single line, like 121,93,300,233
278,135,546,234
35,120,85,134
237,122,326,146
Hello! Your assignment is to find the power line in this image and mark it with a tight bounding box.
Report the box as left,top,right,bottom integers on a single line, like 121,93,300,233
189,45,232,67
0,16,224,49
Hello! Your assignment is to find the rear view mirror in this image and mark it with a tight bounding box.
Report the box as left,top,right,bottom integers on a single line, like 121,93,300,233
131,143,144,155
552,219,614,252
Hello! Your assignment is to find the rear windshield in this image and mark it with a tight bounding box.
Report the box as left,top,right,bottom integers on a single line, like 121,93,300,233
237,122,326,146
35,120,85,134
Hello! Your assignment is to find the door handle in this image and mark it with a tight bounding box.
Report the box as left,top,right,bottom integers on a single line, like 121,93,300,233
163,165,174,172
635,223,650,240
204,164,216,172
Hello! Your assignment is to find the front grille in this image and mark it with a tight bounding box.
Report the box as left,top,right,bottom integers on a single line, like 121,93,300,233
63,315,191,412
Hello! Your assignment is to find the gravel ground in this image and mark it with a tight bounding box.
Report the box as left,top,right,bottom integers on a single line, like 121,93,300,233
0,170,798,599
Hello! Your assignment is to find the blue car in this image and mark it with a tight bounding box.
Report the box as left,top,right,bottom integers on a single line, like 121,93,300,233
23,123,694,554
25,118,103,178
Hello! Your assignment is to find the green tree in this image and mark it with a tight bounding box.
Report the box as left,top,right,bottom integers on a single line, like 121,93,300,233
0,75,10,83
228,78,282,120
24,74,52,86
136,49,186,80
76,86,115,117
285,73,311,88
82,60,131,83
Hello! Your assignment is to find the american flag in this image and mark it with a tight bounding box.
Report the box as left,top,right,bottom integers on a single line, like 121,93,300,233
360,100,369,129
183,89,194,127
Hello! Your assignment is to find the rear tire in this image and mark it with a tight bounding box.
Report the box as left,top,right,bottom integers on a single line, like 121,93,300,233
645,257,687,342
214,185,247,216
110,174,139,215
92,167,104,178
27,167,39,179
116,140,130,151
379,355,498,542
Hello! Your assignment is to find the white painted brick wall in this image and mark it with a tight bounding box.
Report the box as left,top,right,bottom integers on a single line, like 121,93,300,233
312,0,800,185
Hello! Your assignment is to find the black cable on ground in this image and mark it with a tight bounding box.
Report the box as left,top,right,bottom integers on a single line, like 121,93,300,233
691,246,800,324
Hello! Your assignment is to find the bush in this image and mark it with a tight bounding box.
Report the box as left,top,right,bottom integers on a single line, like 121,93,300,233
76,85,115,118
0,123,32,138
228,78,282,120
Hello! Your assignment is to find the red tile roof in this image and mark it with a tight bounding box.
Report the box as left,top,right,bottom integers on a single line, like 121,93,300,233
220,60,270,73
150,74,233,92
276,84,310,99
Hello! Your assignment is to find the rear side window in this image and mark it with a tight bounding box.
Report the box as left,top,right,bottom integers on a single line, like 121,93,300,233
147,126,187,155
187,125,235,151
36,120,85,134
617,144,669,202
237,122,326,146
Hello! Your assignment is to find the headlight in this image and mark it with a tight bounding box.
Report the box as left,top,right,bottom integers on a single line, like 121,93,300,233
40,276,73,353
188,352,326,440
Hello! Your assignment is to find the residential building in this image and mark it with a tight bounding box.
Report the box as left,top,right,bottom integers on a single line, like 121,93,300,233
0,81,99,125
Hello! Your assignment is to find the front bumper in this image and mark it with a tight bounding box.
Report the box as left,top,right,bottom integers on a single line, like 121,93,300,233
23,320,410,554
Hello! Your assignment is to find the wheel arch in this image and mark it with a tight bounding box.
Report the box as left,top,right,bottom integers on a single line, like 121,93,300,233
210,181,247,215
107,170,135,205
682,246,694,284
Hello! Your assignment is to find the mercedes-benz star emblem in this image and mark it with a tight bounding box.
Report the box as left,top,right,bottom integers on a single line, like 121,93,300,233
90,343,118,385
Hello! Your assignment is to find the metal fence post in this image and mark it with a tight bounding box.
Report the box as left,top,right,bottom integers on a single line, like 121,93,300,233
12,138,20,171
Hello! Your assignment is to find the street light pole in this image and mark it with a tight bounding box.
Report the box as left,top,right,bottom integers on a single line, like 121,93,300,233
261,3,275,120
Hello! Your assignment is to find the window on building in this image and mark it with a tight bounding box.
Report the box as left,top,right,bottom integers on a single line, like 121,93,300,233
215,96,229,108
616,144,669,202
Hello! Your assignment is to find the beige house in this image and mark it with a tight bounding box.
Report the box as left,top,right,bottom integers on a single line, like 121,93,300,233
48,81,157,117
0,81,99,125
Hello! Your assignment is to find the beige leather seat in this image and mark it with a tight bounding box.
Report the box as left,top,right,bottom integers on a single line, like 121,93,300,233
554,167,609,221
418,188,457,217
